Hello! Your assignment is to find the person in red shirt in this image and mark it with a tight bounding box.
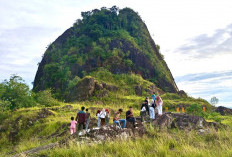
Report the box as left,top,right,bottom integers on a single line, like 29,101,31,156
75,106,87,131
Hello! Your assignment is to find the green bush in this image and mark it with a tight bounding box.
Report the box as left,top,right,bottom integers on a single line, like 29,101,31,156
33,89,59,107
208,112,222,123
0,75,36,110
187,104,206,117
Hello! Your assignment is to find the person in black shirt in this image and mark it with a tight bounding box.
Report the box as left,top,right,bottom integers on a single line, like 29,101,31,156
126,107,136,128
142,98,150,115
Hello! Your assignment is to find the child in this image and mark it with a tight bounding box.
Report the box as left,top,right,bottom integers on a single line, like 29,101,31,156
70,117,77,135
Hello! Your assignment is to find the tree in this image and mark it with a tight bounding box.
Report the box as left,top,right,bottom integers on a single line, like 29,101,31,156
210,97,219,106
0,75,36,110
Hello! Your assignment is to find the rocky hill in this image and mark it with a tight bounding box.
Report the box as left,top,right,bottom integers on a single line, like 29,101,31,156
33,6,179,101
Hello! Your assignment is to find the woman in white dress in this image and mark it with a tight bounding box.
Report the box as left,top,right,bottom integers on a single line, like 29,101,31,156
156,95,163,116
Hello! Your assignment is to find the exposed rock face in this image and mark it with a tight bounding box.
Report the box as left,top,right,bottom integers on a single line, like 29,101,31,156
153,114,173,128
67,77,119,101
135,85,142,96
170,113,205,130
153,112,225,131
144,84,165,95
178,90,188,97
216,106,232,115
68,77,95,101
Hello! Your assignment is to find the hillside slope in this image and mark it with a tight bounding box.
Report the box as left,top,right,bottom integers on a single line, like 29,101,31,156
33,6,178,100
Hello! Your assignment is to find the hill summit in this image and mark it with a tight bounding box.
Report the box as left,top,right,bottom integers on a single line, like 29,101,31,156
33,6,179,100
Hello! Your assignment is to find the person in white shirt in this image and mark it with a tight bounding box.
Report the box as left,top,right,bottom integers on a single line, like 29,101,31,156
99,108,107,126
96,110,101,127
149,103,155,120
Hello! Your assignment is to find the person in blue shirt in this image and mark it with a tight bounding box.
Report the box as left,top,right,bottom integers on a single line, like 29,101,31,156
151,92,156,101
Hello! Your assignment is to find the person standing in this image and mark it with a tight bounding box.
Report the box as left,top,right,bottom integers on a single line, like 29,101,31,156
100,108,107,126
85,108,91,131
156,95,163,116
96,110,101,127
140,102,147,122
75,106,86,131
149,103,155,120
126,107,136,128
151,92,156,102
105,109,110,126
70,117,77,135
144,98,150,115
113,109,126,128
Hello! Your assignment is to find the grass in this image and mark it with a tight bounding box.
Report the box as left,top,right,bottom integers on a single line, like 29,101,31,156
38,128,232,157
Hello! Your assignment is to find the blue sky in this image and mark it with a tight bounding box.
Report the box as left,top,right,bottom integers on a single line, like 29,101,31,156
0,0,232,107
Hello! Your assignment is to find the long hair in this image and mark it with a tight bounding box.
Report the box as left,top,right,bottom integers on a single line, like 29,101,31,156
96,110,101,116
156,96,162,103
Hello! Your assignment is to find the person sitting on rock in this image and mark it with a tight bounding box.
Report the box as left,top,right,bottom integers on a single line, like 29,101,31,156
99,108,107,126
126,107,136,128
156,95,163,116
85,108,91,131
70,117,77,135
113,109,126,129
105,109,110,126
75,106,87,131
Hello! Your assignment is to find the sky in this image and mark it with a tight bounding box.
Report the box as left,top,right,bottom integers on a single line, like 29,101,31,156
0,0,232,107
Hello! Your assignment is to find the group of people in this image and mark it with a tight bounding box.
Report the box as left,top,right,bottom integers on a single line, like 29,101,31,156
70,106,91,135
70,92,163,135
140,92,163,122
96,108,110,127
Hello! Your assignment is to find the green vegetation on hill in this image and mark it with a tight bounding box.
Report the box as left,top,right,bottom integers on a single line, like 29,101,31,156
33,6,178,100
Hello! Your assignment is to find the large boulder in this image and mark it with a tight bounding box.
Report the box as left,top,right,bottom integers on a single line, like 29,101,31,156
151,112,225,131
68,77,95,101
144,84,165,95
216,106,232,115
178,90,188,97
135,85,142,96
153,114,173,128
87,124,146,141
170,113,205,130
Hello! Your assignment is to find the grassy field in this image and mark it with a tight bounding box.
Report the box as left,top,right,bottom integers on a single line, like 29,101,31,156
38,127,232,157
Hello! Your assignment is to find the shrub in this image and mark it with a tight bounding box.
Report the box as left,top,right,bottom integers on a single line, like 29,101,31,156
33,89,59,107
187,104,206,117
0,75,36,110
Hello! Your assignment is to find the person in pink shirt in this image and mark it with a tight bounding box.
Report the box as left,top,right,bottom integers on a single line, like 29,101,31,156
70,117,77,135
